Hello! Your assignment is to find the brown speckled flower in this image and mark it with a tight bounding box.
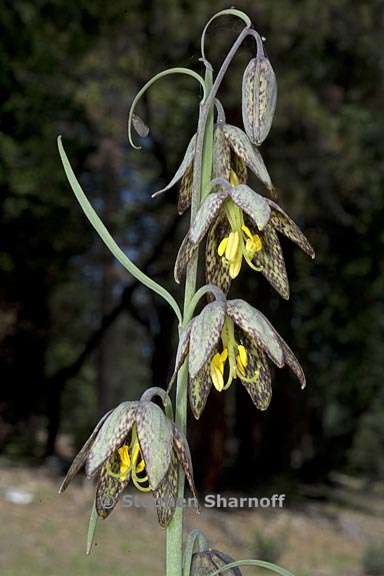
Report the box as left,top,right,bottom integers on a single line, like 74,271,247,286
169,295,305,419
59,391,197,527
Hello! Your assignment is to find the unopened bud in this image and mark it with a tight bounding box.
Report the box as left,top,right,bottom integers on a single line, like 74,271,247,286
242,56,277,146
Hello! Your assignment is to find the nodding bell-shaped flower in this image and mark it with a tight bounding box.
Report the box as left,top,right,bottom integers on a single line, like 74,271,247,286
151,107,275,214
59,390,197,527
169,293,306,419
174,174,314,300
191,550,243,576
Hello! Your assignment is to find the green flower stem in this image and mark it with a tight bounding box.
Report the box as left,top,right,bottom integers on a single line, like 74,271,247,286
127,68,207,150
165,66,214,576
86,500,98,556
200,9,251,62
184,284,226,325
166,21,253,576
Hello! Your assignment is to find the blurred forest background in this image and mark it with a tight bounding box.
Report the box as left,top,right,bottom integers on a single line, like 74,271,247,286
1,0,383,498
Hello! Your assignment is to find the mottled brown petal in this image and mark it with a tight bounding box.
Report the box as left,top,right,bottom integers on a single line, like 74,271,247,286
177,164,193,215
189,190,228,245
279,336,306,389
152,134,196,198
253,223,290,300
231,152,248,184
242,57,277,146
153,451,178,527
172,423,197,500
205,212,231,297
174,233,197,284
269,201,315,258
222,124,273,192
189,301,226,379
189,360,212,420
168,321,193,388
236,328,272,411
86,402,137,478
212,125,231,181
95,452,130,518
136,402,173,490
59,409,113,493
226,300,284,367
229,184,271,230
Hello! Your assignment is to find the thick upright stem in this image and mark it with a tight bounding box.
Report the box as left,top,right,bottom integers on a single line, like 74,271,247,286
165,24,251,576
165,68,214,576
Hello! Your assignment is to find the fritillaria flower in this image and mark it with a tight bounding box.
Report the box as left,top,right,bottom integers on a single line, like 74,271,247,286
169,295,305,419
59,396,197,527
151,117,275,213
175,175,314,300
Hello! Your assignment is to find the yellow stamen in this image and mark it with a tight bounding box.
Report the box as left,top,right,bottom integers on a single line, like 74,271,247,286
229,256,242,279
225,231,240,261
236,345,248,376
218,236,228,257
136,459,145,474
241,224,253,239
112,430,150,491
241,225,262,259
210,349,228,392
117,445,131,481
230,169,240,187
238,345,248,366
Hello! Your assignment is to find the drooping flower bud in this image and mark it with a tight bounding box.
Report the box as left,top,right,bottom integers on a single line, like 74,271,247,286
242,54,277,146
191,550,242,575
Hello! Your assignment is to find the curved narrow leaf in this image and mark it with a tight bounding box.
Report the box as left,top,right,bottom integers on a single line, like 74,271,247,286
57,136,182,325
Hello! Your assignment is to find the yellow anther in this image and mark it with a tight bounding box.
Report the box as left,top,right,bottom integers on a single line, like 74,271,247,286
118,445,131,481
218,236,228,257
241,225,253,239
118,445,131,466
241,225,262,259
238,345,248,367
236,345,248,376
115,436,148,487
210,348,228,392
136,459,145,474
229,169,240,187
229,256,242,279
225,231,240,261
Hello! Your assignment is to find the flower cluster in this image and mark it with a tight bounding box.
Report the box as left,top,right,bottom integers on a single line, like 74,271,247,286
163,51,314,419
59,11,314,573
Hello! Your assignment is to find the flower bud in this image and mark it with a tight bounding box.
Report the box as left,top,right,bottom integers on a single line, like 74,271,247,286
191,550,242,575
242,56,277,146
